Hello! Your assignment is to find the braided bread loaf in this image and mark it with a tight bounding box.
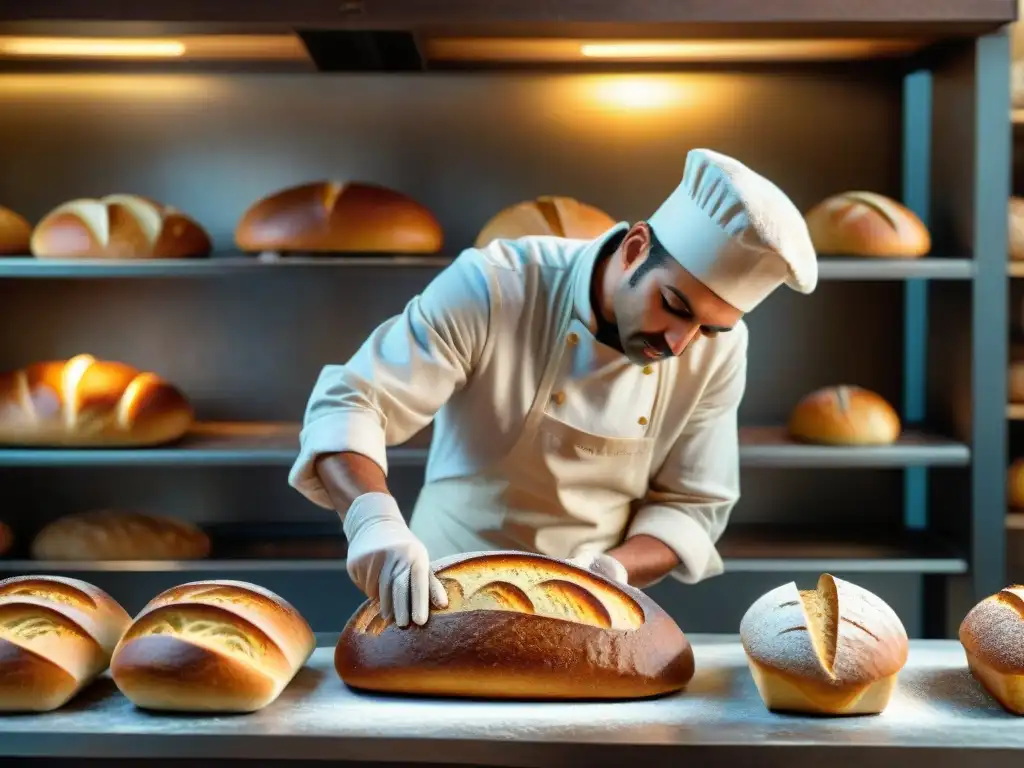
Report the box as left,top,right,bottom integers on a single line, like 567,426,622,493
31,194,211,259
32,510,210,561
0,574,131,711
0,205,31,255
111,580,315,712
336,551,695,700
0,354,194,447
475,196,616,247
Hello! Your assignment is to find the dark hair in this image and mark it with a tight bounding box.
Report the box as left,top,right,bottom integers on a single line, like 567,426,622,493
627,227,673,288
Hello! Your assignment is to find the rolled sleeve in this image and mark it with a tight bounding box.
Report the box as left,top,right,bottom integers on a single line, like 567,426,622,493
627,326,748,585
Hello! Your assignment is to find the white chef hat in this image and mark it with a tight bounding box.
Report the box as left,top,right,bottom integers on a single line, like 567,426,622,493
647,148,818,312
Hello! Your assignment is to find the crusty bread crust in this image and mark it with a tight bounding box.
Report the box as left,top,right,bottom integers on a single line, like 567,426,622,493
960,586,1024,714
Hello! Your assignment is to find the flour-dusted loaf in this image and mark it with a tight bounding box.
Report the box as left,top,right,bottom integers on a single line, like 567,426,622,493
111,580,315,712
959,585,1024,714
0,574,131,711
805,191,930,258
32,510,210,561
31,194,211,259
788,385,901,446
336,551,695,700
475,196,616,248
235,181,443,254
740,573,909,715
0,354,194,447
0,205,31,255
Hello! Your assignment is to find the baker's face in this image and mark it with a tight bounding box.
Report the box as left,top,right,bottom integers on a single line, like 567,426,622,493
612,225,743,365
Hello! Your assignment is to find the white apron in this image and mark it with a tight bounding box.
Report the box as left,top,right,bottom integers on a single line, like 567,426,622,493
408,249,673,562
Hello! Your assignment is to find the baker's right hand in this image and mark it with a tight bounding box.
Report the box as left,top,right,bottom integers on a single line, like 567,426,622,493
342,492,449,628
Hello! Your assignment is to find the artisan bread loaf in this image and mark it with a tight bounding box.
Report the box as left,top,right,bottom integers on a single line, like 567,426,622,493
960,586,1024,714
0,574,131,711
0,521,13,556
31,194,211,259
0,205,31,255
0,353,194,447
1010,198,1024,261
788,385,901,446
336,551,695,700
235,181,443,254
740,573,909,715
111,579,315,712
32,510,210,561
804,191,930,258
1010,359,1024,402
475,196,616,247
1010,459,1024,509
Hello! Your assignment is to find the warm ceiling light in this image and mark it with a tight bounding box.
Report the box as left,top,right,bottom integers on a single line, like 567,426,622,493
579,39,914,61
0,37,186,58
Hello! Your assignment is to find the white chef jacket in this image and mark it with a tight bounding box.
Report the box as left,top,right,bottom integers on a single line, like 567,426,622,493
289,223,748,584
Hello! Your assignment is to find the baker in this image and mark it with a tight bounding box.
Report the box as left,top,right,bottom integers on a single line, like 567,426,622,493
289,148,818,628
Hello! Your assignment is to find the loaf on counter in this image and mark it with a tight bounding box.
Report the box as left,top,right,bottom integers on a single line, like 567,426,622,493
0,354,194,447
31,194,211,259
804,191,930,258
787,385,901,446
475,196,616,248
336,551,694,700
960,586,1024,714
235,181,443,254
111,579,315,712
0,205,31,255
0,574,131,711
740,573,909,715
32,510,210,561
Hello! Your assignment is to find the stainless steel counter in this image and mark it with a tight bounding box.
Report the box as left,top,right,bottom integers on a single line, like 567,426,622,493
1,634,1022,767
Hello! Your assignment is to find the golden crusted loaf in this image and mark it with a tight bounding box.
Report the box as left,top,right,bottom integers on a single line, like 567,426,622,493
475,196,616,247
740,573,909,715
0,574,131,711
959,585,1024,715
31,194,211,259
235,181,443,254
336,551,694,700
1010,197,1024,261
0,205,31,255
788,385,901,446
111,579,315,712
32,510,210,561
0,354,194,447
805,191,930,258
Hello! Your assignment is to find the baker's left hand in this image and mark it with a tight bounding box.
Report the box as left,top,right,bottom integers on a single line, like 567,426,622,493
568,552,629,585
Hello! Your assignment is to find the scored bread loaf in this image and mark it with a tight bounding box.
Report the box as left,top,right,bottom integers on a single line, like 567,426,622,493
788,385,901,446
740,573,909,715
31,194,211,259
111,579,315,712
474,196,617,248
32,510,210,561
960,586,1024,714
0,354,194,447
0,205,31,255
235,181,443,254
804,191,930,258
336,551,695,700
0,574,131,711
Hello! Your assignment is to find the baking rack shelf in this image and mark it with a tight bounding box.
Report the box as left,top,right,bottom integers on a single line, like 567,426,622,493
0,422,970,468
0,255,976,280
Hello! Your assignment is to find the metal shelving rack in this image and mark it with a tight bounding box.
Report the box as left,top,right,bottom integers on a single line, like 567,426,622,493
0,1,1015,634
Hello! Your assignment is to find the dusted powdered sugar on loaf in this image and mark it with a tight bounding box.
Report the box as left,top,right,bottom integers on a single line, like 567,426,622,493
960,586,1024,673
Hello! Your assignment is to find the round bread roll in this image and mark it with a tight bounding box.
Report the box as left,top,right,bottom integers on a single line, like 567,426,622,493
740,573,909,715
788,385,901,446
1009,459,1024,509
0,205,31,255
804,191,930,258
1010,359,1024,402
31,194,211,259
235,181,443,254
0,353,194,447
1011,198,1024,261
475,196,617,248
32,510,210,561
336,551,695,700
0,574,131,711
111,579,315,712
0,521,13,557
959,585,1024,715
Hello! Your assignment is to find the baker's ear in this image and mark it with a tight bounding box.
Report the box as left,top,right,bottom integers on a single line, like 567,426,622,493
621,222,652,268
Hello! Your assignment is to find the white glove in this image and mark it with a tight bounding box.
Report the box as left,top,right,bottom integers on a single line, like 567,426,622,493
343,492,448,628
567,552,630,585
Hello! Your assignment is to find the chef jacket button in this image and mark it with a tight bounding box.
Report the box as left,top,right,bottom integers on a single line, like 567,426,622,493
638,416,649,426
552,391,566,405
642,365,653,375
567,332,580,346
